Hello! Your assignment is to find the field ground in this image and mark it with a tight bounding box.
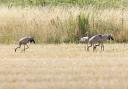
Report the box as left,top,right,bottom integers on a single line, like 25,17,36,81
0,43,128,89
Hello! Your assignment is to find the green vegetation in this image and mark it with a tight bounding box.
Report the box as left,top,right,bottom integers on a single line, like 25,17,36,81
0,0,127,44
0,7,127,44
0,0,126,8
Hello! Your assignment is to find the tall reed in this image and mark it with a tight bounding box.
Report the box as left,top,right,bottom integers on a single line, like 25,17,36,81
0,6,127,44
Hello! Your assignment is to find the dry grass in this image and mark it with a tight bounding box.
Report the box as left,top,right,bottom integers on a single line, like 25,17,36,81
0,6,128,43
0,43,128,89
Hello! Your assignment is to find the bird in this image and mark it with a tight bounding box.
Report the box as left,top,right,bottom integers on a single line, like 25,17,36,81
80,36,90,43
80,35,100,50
87,34,114,51
15,36,35,52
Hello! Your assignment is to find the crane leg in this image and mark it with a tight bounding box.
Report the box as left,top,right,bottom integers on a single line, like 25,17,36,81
15,45,21,52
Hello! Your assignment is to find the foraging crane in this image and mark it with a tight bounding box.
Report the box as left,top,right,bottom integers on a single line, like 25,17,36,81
87,34,114,51
80,36,99,50
80,36,89,43
15,36,35,52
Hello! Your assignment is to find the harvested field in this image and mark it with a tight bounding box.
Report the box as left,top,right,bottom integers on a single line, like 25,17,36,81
0,44,128,89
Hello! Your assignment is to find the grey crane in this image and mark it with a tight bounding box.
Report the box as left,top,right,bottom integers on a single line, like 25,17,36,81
15,36,35,52
80,36,90,43
80,36,91,50
80,35,100,50
87,34,114,51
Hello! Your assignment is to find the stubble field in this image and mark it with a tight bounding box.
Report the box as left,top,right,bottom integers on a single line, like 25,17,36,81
0,44,128,89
